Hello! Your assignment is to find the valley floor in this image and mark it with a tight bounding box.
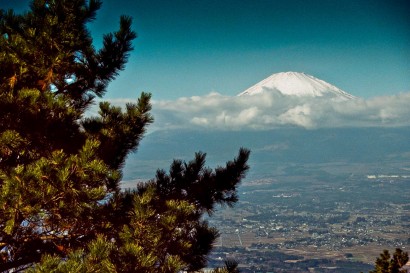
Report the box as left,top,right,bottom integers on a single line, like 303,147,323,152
208,162,410,272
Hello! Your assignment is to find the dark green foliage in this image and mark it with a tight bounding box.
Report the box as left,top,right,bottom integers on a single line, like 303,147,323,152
0,1,250,272
223,259,240,273
144,149,249,271
366,248,409,273
0,0,135,109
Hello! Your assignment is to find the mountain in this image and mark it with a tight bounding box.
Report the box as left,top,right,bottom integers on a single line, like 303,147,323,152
238,71,356,100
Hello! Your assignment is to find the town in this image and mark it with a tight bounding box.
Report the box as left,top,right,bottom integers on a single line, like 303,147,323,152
207,166,410,272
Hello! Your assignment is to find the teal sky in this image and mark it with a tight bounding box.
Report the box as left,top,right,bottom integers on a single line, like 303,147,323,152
4,0,410,100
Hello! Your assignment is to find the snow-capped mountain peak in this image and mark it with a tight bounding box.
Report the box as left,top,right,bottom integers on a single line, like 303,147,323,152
238,72,355,99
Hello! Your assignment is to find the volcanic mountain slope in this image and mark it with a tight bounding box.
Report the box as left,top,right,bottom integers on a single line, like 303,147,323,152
238,71,356,100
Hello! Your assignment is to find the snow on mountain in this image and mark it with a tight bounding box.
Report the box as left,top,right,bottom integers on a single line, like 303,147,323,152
238,72,356,100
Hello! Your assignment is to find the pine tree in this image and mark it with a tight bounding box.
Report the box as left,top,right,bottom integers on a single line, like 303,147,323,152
0,1,250,272
366,248,409,273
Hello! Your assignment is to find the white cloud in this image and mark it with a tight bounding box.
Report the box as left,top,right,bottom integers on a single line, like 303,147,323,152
101,91,410,131
278,104,313,128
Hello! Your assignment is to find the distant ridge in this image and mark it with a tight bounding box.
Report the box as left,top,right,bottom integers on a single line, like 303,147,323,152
238,72,356,100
